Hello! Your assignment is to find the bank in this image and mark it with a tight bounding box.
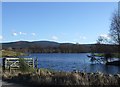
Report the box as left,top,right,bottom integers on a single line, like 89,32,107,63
2,68,120,86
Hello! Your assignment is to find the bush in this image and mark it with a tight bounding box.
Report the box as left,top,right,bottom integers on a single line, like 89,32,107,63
19,58,34,73
104,53,113,62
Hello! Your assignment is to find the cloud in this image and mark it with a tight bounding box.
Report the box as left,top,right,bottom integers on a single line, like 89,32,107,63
0,35,3,40
12,32,18,36
100,34,111,39
12,31,36,38
12,32,27,36
31,33,36,36
52,36,58,40
19,32,27,35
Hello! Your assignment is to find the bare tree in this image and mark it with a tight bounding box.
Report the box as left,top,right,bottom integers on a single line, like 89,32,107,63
110,11,120,45
110,9,120,53
96,36,108,44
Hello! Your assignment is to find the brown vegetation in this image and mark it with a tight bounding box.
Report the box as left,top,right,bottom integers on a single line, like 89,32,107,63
2,69,120,86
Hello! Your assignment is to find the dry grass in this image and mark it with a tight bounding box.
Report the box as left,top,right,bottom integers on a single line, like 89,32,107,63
1,50,26,57
2,69,120,86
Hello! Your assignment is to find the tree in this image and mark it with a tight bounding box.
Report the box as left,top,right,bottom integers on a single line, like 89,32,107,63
110,10,120,53
104,53,113,63
110,11,120,45
96,36,109,53
96,36,108,44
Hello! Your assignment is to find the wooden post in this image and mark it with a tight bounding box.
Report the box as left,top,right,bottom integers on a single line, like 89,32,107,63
34,57,38,73
9,65,11,73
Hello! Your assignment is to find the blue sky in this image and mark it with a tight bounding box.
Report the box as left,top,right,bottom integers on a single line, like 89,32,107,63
2,2,117,44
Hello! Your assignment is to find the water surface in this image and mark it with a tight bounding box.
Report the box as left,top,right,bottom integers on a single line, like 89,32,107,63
25,53,120,74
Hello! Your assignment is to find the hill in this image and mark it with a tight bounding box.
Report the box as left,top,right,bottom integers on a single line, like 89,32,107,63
2,41,59,48
1,41,119,53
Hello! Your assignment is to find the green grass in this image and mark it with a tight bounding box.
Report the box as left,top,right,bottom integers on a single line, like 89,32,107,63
113,53,120,58
95,53,120,58
95,53,104,57
0,50,26,57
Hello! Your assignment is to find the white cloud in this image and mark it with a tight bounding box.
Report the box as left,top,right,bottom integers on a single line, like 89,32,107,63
100,34,111,39
12,32,18,36
0,35,3,40
31,33,36,36
12,31,27,36
19,32,22,35
19,32,27,35
52,36,58,40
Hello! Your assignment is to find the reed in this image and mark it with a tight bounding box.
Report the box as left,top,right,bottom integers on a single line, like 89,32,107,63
2,68,120,86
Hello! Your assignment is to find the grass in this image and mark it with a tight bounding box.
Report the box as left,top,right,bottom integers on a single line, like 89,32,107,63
2,68,120,86
113,53,120,58
95,53,120,58
0,50,26,57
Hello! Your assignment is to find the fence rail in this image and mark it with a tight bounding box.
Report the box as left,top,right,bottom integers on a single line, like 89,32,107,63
2,58,34,70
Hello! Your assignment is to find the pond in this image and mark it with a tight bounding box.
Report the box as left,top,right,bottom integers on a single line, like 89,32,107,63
24,53,120,75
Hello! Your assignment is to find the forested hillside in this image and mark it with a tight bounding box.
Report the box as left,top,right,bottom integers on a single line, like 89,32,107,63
2,41,119,53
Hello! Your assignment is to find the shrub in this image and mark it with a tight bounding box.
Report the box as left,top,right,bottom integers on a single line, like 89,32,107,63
19,58,34,73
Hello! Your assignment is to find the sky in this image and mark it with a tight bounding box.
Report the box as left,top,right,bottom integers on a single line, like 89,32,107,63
2,0,120,2
1,2,118,44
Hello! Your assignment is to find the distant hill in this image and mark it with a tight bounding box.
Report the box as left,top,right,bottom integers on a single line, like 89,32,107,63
2,41,30,48
2,41,119,53
31,41,60,47
2,41,60,49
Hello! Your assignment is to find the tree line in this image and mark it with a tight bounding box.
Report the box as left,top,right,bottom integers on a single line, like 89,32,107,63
4,44,118,53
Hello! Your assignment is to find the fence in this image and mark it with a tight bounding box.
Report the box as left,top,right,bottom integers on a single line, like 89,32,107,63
2,58,34,70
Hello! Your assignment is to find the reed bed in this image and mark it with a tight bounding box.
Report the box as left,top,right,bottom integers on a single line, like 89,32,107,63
2,69,120,86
